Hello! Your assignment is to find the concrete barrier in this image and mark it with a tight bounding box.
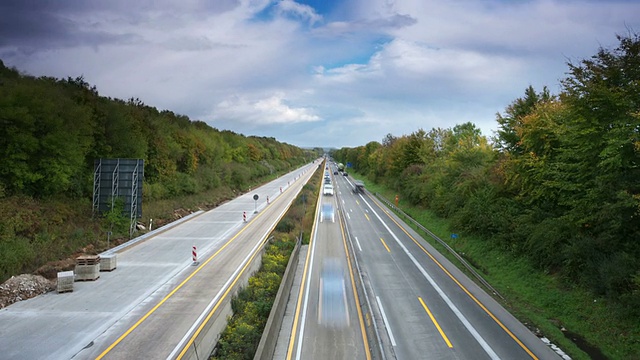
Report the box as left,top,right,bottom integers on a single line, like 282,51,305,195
100,210,204,256
180,236,270,360
253,240,301,360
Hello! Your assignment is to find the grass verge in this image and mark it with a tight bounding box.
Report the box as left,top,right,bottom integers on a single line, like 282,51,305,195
356,175,639,360
211,164,322,359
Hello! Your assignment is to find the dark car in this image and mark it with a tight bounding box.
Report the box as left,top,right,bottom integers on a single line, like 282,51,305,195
342,172,348,176
333,170,338,175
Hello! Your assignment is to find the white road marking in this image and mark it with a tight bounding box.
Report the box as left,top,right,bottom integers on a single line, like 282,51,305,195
355,236,363,252
361,197,501,360
295,207,321,360
376,296,397,347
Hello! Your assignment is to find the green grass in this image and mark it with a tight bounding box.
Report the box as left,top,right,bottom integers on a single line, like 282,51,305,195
356,174,639,360
212,165,323,359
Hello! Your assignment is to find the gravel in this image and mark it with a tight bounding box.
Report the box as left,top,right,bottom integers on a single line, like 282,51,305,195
0,274,55,309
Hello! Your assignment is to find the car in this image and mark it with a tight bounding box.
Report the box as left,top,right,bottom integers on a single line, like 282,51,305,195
324,177,331,184
319,258,349,327
342,172,348,176
321,203,335,223
333,170,338,175
323,184,334,196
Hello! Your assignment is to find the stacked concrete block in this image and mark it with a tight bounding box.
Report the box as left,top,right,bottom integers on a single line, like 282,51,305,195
100,254,117,272
75,255,100,281
57,271,74,293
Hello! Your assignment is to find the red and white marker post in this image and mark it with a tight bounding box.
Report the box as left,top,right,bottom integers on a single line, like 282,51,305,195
243,211,247,222
192,246,198,265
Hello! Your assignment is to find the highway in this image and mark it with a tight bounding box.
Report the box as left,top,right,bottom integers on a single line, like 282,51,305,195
0,161,318,360
285,168,370,360
332,168,560,360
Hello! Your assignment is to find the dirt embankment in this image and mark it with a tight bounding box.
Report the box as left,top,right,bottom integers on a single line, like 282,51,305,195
0,208,197,310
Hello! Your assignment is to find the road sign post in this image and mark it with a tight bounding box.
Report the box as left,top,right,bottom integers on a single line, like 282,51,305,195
253,194,259,213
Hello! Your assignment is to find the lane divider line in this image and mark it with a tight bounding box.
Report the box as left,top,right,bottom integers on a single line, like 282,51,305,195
358,195,501,360
376,296,397,347
286,186,321,360
340,216,371,360
379,238,391,253
368,194,538,360
96,169,310,360
418,297,453,348
174,235,271,359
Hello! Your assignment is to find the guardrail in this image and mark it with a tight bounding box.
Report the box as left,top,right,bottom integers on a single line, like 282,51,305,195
101,210,205,256
373,192,504,301
254,238,302,360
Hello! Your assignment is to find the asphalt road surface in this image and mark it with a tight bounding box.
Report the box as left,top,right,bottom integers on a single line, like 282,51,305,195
0,161,319,360
333,168,560,360
284,168,371,360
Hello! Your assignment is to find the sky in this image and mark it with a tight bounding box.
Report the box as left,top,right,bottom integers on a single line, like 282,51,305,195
1,0,639,149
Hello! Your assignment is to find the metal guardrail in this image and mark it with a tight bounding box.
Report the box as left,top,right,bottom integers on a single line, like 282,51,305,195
374,193,504,301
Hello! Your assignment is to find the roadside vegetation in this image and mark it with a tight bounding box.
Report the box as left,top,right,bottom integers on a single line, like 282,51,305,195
333,34,640,359
211,164,322,359
0,60,321,283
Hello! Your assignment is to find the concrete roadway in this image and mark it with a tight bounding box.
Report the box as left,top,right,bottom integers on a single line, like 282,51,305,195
334,170,561,360
0,161,319,360
284,169,370,360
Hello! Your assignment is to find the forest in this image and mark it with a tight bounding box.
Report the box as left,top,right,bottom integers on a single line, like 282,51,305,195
333,34,640,315
0,61,318,282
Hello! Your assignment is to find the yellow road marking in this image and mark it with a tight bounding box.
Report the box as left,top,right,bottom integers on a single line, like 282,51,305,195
369,194,539,360
364,214,370,221
418,297,453,348
96,179,289,360
341,215,372,360
176,236,270,359
379,238,391,253
286,191,320,359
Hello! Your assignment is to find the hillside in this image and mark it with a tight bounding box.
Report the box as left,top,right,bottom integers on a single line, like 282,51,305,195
0,60,321,284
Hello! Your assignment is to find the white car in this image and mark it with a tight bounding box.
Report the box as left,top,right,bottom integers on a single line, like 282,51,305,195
323,184,334,196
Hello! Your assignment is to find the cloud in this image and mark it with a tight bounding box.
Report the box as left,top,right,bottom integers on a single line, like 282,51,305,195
213,93,321,126
314,13,417,37
1,0,639,148
276,0,323,26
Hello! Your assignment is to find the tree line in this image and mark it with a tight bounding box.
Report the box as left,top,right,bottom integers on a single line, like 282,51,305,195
333,34,640,312
0,60,319,282
0,61,317,200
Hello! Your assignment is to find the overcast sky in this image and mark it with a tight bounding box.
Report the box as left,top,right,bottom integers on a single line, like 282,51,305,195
1,0,638,148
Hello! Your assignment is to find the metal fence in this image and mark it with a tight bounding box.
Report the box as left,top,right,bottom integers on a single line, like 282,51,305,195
374,192,504,301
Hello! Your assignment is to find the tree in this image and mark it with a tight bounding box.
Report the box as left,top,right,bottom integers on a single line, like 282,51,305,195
495,85,552,154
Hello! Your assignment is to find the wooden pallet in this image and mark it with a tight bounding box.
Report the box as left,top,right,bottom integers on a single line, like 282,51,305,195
75,276,100,282
76,255,100,266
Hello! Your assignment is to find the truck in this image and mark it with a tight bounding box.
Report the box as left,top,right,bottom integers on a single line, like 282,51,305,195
337,163,345,172
352,180,365,194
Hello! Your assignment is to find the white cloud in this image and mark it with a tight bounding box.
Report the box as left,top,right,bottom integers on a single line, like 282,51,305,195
213,93,321,125
2,0,638,148
276,0,323,25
